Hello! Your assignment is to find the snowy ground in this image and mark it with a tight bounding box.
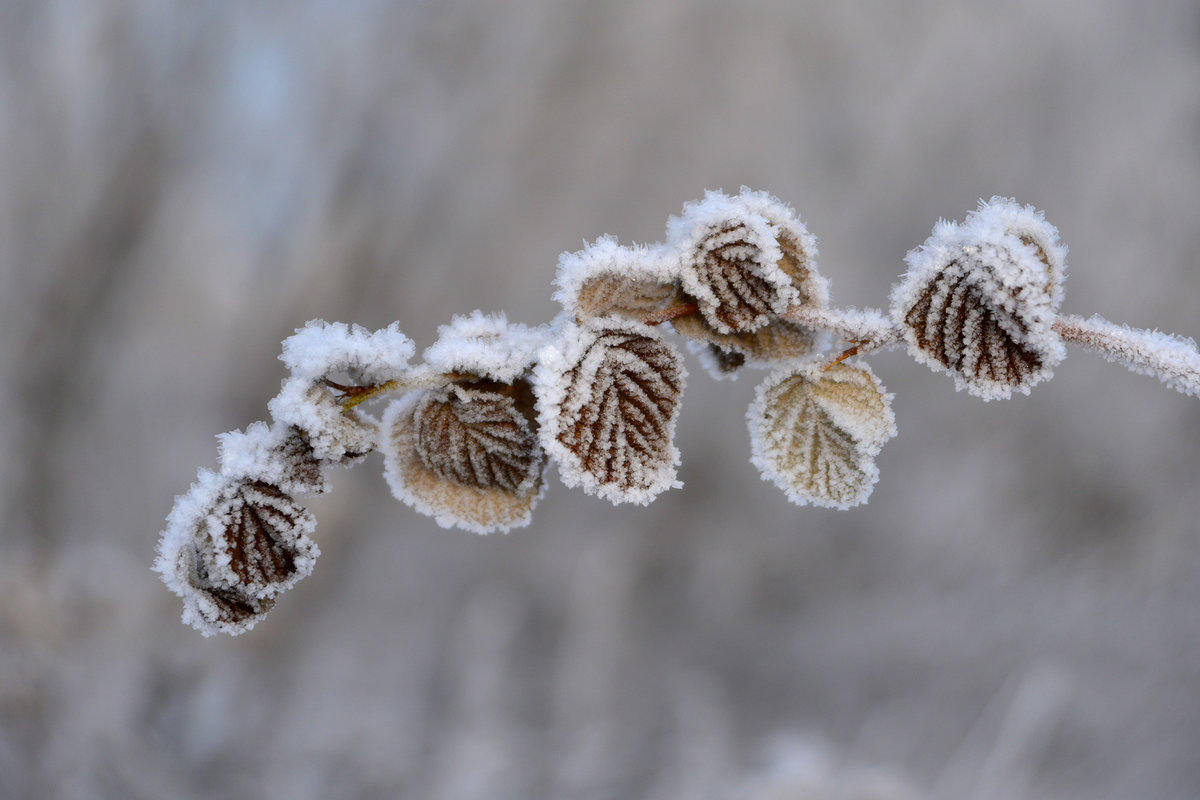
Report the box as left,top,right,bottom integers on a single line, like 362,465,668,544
2,2,1199,798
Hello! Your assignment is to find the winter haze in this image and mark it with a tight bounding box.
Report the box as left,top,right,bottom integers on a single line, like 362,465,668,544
2,2,1199,798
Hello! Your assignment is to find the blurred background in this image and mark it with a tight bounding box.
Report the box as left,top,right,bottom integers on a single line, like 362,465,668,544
2,1,1199,798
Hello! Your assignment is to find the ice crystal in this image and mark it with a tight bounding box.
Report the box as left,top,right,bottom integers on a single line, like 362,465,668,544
217,422,329,495
1055,314,1200,398
535,316,686,504
422,310,547,384
673,317,828,380
748,361,896,509
668,193,798,334
279,319,414,384
269,378,379,462
665,188,829,377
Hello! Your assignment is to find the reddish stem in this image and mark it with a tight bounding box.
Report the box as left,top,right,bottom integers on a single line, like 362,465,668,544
643,302,700,326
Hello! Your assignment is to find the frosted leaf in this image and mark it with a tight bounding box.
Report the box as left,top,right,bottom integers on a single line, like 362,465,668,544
673,314,829,379
422,310,548,384
280,319,414,384
217,421,329,495
381,380,544,534
554,236,677,322
154,470,319,636
748,361,896,509
666,188,826,335
742,187,830,311
268,377,378,462
534,316,686,505
891,198,1068,400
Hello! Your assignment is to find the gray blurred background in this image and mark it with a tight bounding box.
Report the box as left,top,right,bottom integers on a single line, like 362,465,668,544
2,1,1199,798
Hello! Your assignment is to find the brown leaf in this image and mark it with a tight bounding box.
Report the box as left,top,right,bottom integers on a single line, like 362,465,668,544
672,312,821,376
204,480,319,597
538,317,685,504
414,381,542,494
900,254,1055,399
382,380,545,533
893,198,1067,399
687,220,784,333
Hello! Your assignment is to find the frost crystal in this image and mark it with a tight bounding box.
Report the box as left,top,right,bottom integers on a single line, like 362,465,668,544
217,422,329,495
269,378,379,462
891,198,1068,400
422,310,547,384
154,470,319,636
554,236,678,322
280,319,414,384
748,361,896,509
381,381,544,534
535,316,686,504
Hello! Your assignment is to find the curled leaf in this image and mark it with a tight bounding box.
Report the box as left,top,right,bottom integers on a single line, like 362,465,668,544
748,361,896,509
553,236,678,322
535,316,686,504
667,188,827,336
891,198,1067,399
154,470,319,636
382,380,544,533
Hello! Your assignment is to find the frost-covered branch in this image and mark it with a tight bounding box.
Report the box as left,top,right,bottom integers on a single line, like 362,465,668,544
1054,314,1200,398
155,187,1200,636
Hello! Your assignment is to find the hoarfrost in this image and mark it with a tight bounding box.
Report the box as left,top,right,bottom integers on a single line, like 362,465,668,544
422,310,548,384
217,421,329,495
674,317,830,380
268,378,379,462
279,319,414,384
667,191,800,334
665,188,830,374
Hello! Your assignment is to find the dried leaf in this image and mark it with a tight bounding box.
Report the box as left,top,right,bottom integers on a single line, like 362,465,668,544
685,217,792,333
535,316,686,504
155,471,319,636
553,237,677,322
199,480,319,597
748,362,896,509
665,189,829,371
382,380,545,534
892,198,1067,400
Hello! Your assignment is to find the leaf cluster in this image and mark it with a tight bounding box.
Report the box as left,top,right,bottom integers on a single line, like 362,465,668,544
155,188,1200,635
